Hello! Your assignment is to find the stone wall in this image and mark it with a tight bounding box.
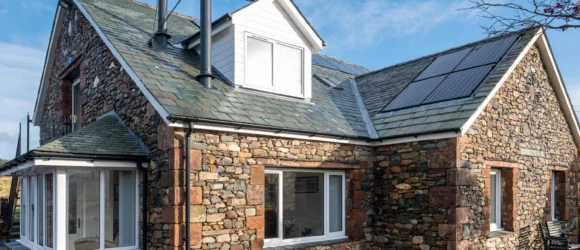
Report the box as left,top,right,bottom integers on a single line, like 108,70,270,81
38,3,580,250
371,138,464,250
156,127,375,249
37,5,169,250
458,45,579,249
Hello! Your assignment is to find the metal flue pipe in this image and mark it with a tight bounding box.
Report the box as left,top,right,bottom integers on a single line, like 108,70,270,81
198,0,213,88
154,0,170,45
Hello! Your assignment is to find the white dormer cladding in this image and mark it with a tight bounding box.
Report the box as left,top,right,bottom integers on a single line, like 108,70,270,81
186,0,324,99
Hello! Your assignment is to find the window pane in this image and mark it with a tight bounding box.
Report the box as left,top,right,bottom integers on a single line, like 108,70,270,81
46,174,54,248
283,172,324,239
246,37,273,89
72,83,81,131
105,170,136,248
67,170,100,250
21,178,26,237
275,44,302,96
38,176,44,245
29,176,34,242
490,174,497,224
265,173,280,239
329,175,343,232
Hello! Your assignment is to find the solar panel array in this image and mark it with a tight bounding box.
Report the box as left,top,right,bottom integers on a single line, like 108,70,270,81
312,54,369,75
382,35,518,112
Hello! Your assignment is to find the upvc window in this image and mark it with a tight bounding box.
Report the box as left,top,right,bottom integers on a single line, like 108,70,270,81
490,169,501,231
66,169,138,250
20,173,55,249
264,169,345,247
72,78,81,132
244,34,304,98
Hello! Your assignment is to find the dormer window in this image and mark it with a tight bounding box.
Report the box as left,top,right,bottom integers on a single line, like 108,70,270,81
182,0,325,100
245,33,304,97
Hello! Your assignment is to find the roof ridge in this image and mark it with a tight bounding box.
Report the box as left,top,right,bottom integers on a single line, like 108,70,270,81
315,53,369,71
129,0,199,21
356,26,541,79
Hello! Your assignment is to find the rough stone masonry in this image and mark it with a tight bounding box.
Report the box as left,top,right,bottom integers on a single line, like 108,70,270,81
37,4,580,250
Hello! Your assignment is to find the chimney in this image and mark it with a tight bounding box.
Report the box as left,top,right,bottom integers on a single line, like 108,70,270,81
154,0,171,45
197,0,213,88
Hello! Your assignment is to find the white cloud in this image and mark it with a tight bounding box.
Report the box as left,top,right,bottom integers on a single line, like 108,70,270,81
295,0,476,50
0,42,44,159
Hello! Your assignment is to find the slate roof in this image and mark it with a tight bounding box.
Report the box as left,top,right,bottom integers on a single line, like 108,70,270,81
356,28,539,139
32,116,148,157
79,0,371,138
0,116,148,171
74,0,545,142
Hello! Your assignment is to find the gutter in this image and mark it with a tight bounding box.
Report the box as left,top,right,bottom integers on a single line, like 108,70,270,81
166,115,363,140
0,151,149,171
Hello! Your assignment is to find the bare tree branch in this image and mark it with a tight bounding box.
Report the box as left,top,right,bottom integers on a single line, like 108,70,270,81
461,0,580,35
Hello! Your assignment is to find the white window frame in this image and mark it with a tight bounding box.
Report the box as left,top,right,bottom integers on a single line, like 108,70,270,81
18,168,139,250
19,171,56,250
551,172,556,220
71,78,81,132
264,169,346,248
490,169,502,231
66,169,140,250
243,32,305,98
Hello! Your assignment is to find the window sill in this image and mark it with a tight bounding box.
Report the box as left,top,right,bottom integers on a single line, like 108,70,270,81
264,238,355,250
238,85,308,101
488,230,516,239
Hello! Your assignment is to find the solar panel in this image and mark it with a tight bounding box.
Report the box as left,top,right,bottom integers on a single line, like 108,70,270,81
415,48,472,81
324,57,352,73
312,54,368,75
384,75,446,111
312,55,327,67
455,36,517,70
423,64,494,104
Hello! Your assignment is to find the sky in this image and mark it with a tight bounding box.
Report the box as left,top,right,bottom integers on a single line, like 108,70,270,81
0,0,578,160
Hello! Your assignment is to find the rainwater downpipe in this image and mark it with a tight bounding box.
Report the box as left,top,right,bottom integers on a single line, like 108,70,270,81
137,161,148,250
185,125,193,249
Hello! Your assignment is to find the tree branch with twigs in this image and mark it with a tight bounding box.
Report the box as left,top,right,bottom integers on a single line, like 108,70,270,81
463,0,580,36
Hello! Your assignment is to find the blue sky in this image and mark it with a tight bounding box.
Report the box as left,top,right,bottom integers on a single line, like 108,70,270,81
0,0,579,160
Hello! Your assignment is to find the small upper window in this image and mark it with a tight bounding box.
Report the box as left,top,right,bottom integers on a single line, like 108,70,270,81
245,34,304,98
490,169,501,231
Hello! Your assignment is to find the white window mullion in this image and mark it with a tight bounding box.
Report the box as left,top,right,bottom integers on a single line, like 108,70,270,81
100,170,105,250
56,169,67,250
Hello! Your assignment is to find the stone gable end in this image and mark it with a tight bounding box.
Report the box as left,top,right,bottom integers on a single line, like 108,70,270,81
459,45,579,249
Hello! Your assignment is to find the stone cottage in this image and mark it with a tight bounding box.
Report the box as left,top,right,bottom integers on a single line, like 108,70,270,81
1,0,579,250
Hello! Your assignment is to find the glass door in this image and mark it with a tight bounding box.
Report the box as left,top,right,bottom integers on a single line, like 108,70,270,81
67,170,100,250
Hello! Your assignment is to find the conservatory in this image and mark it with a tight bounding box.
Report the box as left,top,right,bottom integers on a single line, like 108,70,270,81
0,116,148,250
